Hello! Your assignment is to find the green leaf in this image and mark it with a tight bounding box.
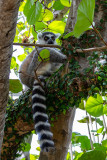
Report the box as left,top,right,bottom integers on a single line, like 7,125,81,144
63,32,73,39
19,1,26,12
103,104,107,115
34,22,47,31
21,143,31,152
18,54,27,61
31,130,35,134
72,0,95,37
79,99,85,110
102,140,107,148
96,118,103,126
36,147,40,151
38,49,50,62
53,0,65,10
93,143,107,151
23,0,32,16
24,1,42,25
10,57,17,69
60,0,72,7
48,21,66,34
9,79,22,93
71,132,81,144
85,94,104,117
48,1,54,8
78,150,106,160
17,22,25,32
78,136,91,151
97,127,104,133
66,152,71,160
32,26,37,39
78,116,95,123
30,154,39,160
30,0,36,6
43,9,53,21
21,158,25,160
74,152,84,160
63,109,66,115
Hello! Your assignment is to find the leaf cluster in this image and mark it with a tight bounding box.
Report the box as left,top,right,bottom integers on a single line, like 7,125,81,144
71,132,107,160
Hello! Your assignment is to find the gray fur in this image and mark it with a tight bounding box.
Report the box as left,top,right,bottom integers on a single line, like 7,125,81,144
19,32,67,88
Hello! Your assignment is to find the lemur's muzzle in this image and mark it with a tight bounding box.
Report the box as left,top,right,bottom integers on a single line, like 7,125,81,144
48,40,54,44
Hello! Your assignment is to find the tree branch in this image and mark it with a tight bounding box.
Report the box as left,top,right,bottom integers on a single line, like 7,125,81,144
76,46,107,53
13,42,61,49
13,43,107,53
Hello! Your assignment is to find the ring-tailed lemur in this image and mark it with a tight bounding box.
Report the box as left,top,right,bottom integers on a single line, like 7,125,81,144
19,32,67,152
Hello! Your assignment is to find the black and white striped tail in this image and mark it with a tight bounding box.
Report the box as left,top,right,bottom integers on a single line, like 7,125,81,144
32,76,54,152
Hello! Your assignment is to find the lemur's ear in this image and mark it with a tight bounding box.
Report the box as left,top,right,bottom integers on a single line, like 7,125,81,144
55,33,61,39
37,33,42,39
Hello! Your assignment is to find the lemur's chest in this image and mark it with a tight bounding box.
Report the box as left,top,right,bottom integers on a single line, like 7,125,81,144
36,62,51,75
36,62,62,76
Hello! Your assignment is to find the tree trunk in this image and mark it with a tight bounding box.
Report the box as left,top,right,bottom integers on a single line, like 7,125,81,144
39,108,76,160
65,0,81,32
0,0,20,157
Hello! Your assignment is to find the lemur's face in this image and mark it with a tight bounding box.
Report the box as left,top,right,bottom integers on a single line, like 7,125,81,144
43,34,55,44
37,32,60,44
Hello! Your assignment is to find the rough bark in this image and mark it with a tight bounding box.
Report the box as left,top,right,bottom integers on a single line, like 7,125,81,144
0,0,20,157
94,0,107,44
53,7,70,20
65,0,81,32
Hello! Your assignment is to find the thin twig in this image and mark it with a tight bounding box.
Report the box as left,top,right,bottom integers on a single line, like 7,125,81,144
76,46,107,53
34,42,43,62
35,61,43,72
84,101,94,150
95,118,99,143
102,115,107,131
89,115,95,143
92,25,107,46
101,115,107,141
86,112,94,150
33,25,37,33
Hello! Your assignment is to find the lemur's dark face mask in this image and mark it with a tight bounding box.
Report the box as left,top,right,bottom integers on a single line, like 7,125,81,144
44,35,55,44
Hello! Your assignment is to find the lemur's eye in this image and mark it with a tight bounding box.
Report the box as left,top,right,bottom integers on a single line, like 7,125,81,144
44,36,49,41
51,36,55,40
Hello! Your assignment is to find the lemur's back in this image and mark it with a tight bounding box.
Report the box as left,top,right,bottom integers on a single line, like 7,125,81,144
19,51,34,87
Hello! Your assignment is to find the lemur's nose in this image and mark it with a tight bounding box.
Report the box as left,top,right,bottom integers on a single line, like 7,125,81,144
48,40,53,44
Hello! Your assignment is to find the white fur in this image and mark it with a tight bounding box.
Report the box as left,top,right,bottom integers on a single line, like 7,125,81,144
33,112,48,119
32,94,46,101
32,103,46,109
35,122,50,129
